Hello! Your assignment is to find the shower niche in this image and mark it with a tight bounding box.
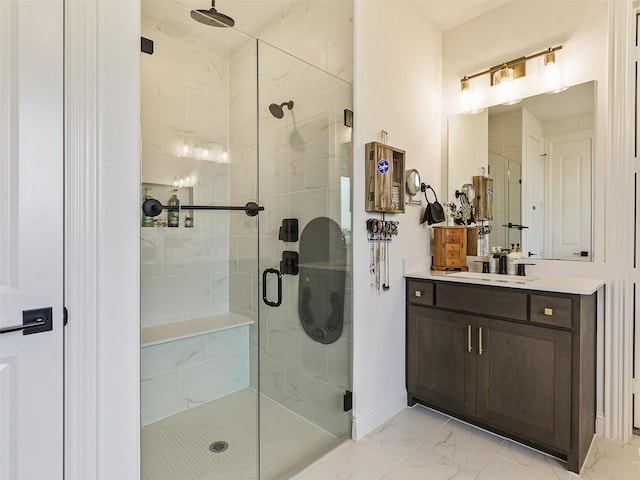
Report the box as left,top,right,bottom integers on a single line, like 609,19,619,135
141,182,194,228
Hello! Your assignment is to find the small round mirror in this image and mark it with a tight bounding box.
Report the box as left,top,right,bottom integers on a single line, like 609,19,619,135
461,183,475,200
406,169,421,197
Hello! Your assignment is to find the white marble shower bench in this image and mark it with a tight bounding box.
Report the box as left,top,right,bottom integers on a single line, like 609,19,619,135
141,312,254,347
140,312,254,425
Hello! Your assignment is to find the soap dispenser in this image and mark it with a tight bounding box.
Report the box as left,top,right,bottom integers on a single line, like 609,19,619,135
168,188,180,227
507,244,519,275
498,249,508,274
489,247,499,273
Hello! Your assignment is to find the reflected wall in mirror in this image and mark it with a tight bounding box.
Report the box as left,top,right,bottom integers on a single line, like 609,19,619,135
447,81,595,261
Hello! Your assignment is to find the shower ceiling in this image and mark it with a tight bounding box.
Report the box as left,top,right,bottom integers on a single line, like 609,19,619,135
142,0,304,50
142,0,513,51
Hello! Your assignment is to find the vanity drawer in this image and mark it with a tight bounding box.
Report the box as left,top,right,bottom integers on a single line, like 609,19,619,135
445,231,461,243
407,280,434,306
444,257,462,268
530,295,572,328
445,243,460,252
436,283,527,321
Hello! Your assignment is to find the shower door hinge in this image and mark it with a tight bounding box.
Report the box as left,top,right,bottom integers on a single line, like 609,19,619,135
343,390,353,412
141,37,154,55
344,109,353,128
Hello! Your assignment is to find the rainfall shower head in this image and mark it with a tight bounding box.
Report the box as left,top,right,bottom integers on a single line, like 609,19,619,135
269,100,294,119
191,0,235,28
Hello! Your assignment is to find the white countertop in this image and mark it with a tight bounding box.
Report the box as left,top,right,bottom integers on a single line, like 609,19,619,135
405,270,604,295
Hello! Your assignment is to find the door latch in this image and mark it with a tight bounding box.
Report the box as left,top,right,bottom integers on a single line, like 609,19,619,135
0,307,53,336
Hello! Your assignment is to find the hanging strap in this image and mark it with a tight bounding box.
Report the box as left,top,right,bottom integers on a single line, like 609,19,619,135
423,185,439,204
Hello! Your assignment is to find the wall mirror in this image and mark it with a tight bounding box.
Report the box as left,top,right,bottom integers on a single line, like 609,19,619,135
447,80,595,261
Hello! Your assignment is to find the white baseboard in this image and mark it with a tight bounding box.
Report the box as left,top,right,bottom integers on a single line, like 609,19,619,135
596,411,605,436
351,391,407,440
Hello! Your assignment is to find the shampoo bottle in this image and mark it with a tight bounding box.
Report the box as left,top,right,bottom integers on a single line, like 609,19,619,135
142,187,154,227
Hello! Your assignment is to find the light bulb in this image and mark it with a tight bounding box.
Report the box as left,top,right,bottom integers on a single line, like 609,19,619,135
493,66,520,105
460,77,484,115
542,51,566,93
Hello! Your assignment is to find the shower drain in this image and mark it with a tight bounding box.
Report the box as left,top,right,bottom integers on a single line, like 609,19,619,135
209,441,229,453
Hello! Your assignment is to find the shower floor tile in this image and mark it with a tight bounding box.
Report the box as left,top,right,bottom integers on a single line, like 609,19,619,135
141,388,339,480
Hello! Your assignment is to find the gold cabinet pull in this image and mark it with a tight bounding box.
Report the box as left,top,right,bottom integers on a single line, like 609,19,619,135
415,290,422,297
544,307,553,316
467,324,472,353
478,326,484,355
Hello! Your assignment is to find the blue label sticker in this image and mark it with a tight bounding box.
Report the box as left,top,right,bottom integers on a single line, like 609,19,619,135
377,159,389,174
488,187,493,197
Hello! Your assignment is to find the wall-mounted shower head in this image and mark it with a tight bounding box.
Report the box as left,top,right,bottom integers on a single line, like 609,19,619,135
269,100,294,119
191,0,235,28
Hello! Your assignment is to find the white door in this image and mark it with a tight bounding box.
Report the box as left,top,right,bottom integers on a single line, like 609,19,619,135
0,1,64,478
547,133,593,261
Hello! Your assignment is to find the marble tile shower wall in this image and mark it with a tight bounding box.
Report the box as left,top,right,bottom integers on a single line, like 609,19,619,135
140,326,249,425
139,16,249,424
140,17,232,328
228,2,354,438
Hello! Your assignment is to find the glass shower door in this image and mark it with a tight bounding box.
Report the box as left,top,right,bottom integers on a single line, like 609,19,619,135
255,40,353,479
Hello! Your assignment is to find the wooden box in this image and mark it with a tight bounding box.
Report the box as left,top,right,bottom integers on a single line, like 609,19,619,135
472,175,493,221
365,142,405,213
432,226,470,271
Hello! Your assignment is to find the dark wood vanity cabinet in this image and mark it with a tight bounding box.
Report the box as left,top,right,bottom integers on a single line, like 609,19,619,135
406,278,596,473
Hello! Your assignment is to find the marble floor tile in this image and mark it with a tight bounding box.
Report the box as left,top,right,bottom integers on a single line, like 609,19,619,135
293,405,640,480
496,439,573,480
422,416,506,475
476,455,555,480
365,405,451,458
290,437,404,480
380,445,477,480
575,434,640,480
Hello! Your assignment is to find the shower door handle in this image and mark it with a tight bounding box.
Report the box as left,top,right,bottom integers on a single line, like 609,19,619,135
262,268,282,307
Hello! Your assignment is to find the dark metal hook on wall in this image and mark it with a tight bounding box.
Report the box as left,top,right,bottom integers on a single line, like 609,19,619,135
142,198,264,217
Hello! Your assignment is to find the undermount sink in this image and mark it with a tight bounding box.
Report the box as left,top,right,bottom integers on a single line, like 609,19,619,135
446,271,539,284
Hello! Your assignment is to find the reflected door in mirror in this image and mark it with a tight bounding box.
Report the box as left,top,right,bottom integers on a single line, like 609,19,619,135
547,134,592,261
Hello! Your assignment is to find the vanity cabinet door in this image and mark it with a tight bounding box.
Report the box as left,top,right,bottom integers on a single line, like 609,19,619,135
407,306,476,417
476,318,571,452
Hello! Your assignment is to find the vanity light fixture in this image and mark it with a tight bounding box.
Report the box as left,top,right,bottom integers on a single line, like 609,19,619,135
460,76,484,114
492,64,520,105
542,48,567,93
459,45,563,105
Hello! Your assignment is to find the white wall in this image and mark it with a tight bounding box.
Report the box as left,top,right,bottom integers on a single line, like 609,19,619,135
447,111,488,201
353,0,442,438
